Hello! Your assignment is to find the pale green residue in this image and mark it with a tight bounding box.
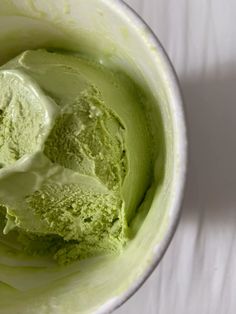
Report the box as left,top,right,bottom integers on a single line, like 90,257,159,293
27,0,47,18
0,50,152,265
97,9,104,17
120,27,129,40
63,0,71,14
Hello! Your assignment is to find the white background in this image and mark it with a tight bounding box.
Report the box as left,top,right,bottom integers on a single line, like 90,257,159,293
116,1,236,313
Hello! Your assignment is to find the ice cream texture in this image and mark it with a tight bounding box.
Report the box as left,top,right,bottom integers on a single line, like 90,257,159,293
0,50,152,264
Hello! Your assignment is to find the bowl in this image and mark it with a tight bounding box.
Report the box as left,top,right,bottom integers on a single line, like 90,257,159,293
0,0,187,313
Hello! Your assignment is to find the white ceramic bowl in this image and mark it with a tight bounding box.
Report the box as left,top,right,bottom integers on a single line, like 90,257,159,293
0,1,187,313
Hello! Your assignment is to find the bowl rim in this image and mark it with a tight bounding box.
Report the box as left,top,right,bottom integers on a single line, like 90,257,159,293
96,0,188,313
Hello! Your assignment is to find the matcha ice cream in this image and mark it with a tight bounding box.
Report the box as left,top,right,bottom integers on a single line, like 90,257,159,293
0,50,152,265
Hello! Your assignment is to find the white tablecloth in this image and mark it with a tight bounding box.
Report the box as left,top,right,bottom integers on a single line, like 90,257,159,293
116,1,236,313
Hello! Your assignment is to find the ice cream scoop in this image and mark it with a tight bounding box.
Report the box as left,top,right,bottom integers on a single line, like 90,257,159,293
0,49,152,264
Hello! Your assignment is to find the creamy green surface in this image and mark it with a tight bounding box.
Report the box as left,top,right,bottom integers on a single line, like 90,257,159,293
0,50,152,264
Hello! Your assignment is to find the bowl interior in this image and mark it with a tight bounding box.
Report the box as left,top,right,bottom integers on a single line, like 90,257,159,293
0,1,185,313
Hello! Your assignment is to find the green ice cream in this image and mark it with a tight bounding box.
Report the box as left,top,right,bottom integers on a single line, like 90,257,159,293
0,50,152,264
